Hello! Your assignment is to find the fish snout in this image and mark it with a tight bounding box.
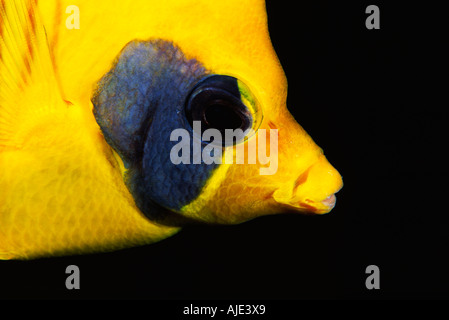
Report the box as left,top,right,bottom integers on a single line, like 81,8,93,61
273,155,343,214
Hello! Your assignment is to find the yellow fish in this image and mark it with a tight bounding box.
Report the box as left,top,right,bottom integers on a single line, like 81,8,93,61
0,0,343,259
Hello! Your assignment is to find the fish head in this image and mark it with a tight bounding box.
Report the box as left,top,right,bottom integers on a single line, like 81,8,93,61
179,79,344,224
90,0,343,225
164,1,344,223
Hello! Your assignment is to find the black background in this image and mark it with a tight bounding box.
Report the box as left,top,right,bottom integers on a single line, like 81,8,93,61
0,1,447,300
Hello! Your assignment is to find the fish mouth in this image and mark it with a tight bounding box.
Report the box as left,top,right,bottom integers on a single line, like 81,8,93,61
272,188,342,215
272,155,343,214
299,192,339,214
321,194,337,210
275,186,340,214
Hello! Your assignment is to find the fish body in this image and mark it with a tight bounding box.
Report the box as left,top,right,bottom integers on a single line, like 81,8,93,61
0,0,342,259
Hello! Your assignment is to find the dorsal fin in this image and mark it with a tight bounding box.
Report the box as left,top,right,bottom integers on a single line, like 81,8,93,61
0,0,64,151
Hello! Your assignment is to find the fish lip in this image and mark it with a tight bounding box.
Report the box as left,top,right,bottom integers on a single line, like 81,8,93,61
287,190,341,214
273,194,338,215
301,194,337,215
313,186,343,214
272,174,343,214
321,194,337,210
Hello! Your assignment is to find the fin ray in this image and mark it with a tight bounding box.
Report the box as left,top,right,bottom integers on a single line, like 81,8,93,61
0,0,64,150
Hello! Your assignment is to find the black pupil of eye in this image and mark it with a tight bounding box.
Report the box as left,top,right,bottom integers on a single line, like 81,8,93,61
185,75,253,146
204,101,243,131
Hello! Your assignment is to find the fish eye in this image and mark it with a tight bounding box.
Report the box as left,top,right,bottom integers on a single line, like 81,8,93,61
185,75,261,146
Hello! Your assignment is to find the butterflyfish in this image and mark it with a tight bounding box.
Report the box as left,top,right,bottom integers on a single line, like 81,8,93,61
0,0,343,259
